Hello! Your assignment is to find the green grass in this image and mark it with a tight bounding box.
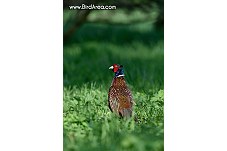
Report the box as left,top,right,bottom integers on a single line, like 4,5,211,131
63,22,164,151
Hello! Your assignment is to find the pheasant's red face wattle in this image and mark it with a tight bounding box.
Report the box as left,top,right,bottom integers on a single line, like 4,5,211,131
113,64,119,73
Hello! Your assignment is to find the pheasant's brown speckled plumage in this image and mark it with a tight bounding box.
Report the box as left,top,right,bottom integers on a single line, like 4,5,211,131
108,76,133,117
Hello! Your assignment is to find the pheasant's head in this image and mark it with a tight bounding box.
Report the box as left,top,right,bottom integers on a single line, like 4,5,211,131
109,64,124,77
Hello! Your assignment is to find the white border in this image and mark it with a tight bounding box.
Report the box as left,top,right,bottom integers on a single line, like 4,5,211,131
165,0,227,151
0,0,63,151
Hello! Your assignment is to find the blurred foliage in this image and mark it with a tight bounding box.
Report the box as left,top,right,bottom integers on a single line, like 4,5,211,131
63,0,163,40
63,2,164,150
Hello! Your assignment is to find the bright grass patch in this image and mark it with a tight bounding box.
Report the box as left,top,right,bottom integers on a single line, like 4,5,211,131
64,85,163,151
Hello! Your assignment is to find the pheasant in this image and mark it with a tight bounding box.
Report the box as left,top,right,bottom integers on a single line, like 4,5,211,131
108,64,134,118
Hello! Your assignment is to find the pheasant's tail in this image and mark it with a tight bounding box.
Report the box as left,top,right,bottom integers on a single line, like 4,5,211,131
120,108,132,118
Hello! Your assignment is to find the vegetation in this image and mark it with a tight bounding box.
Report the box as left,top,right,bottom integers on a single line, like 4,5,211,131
63,10,164,151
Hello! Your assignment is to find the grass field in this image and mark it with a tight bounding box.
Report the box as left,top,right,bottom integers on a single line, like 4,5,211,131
63,21,164,151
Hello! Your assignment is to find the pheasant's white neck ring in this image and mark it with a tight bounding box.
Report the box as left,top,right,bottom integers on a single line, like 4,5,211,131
114,68,124,77
116,74,125,78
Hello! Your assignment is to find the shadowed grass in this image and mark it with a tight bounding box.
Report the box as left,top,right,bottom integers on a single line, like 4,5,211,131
64,22,164,93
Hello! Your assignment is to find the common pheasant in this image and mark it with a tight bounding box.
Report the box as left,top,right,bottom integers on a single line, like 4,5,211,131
108,64,134,118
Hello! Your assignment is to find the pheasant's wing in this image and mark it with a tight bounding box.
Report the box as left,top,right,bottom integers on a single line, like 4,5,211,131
122,86,134,105
108,86,134,117
117,87,133,117
108,86,119,113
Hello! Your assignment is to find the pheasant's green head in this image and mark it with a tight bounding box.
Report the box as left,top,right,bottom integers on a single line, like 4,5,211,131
109,64,124,77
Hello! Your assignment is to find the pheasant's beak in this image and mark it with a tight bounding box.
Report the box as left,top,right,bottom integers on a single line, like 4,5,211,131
109,66,114,70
